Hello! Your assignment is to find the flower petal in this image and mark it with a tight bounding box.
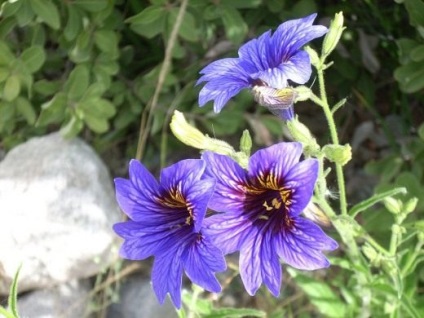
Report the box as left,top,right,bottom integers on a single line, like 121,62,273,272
261,231,282,296
238,30,273,71
239,226,263,296
198,81,247,113
152,247,184,308
128,159,160,197
203,213,253,254
186,177,216,232
285,158,319,216
279,50,312,84
275,217,338,270
248,142,303,182
202,151,248,213
182,234,226,293
160,159,205,192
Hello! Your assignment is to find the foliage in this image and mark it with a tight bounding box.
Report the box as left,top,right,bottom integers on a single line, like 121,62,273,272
0,265,22,318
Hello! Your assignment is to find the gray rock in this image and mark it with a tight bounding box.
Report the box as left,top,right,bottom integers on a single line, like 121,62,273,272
0,132,121,294
17,279,91,318
107,275,177,318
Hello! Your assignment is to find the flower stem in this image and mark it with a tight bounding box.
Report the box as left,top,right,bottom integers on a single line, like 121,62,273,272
317,65,348,216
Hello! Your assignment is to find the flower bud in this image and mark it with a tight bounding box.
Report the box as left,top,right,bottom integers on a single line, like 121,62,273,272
304,46,320,67
323,144,352,166
239,129,252,157
322,12,345,58
383,197,402,215
170,110,235,156
404,197,418,214
286,118,320,156
293,86,312,102
362,244,381,267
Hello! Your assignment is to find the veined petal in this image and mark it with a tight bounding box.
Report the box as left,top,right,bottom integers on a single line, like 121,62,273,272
182,234,226,293
197,58,248,83
152,247,184,308
279,50,312,85
248,142,303,182
238,30,273,71
186,178,216,232
202,152,248,212
128,159,160,197
261,231,282,296
250,66,288,90
239,226,263,296
199,80,248,112
203,213,253,254
284,158,319,216
160,159,205,192
275,217,338,270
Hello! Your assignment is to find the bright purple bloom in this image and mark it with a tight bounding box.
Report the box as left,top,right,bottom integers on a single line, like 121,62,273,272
202,142,338,296
113,159,226,308
197,14,327,120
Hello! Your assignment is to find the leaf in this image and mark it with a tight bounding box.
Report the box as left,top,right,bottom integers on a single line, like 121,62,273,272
94,29,118,57
349,187,407,217
410,44,424,61
83,113,109,133
0,67,9,82
60,116,83,138
64,64,90,100
220,5,248,44
1,0,23,18
73,0,108,12
288,268,347,318
3,75,21,101
36,92,67,127
418,123,424,141
0,40,16,66
0,17,17,39
126,6,164,25
168,9,198,42
20,46,46,73
0,307,15,318
206,308,265,318
16,96,36,124
404,0,424,27
78,97,116,118
30,0,60,30
33,79,61,96
15,0,35,27
9,264,22,318
64,4,82,41
220,0,261,8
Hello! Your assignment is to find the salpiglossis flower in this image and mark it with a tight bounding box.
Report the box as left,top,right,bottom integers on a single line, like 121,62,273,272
197,13,327,120
113,159,226,308
202,142,338,296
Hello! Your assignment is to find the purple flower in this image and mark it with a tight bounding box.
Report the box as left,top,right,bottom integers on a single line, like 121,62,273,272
197,14,327,120
113,159,226,308
202,142,338,296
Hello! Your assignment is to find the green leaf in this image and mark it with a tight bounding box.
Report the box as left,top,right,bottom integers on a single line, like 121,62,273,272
33,79,61,96
16,96,36,124
0,40,16,66
288,268,347,318
418,123,424,141
1,0,23,18
60,116,83,138
220,5,248,44
0,101,15,133
349,187,407,217
15,0,35,27
69,31,92,63
36,92,67,126
9,264,22,318
78,97,116,118
0,67,9,82
400,295,422,318
64,4,82,41
73,0,108,12
404,0,424,27
30,0,60,30
0,16,17,39
126,6,164,25
0,307,15,318
168,9,198,42
3,75,21,101
83,113,109,133
410,44,424,61
20,46,46,73
206,308,265,318
64,64,90,100
94,30,118,57
220,0,261,8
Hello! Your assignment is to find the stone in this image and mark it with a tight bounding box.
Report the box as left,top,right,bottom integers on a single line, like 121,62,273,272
17,279,91,318
107,275,177,318
0,132,121,294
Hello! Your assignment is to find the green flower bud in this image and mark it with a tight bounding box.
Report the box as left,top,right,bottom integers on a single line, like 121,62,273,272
286,118,320,156
362,244,381,267
293,86,312,102
323,144,352,166
384,197,402,215
322,12,345,58
404,197,418,214
304,46,320,67
170,110,235,156
240,129,252,157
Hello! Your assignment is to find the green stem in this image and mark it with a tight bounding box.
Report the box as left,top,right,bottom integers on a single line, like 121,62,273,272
317,65,348,216
364,234,390,256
